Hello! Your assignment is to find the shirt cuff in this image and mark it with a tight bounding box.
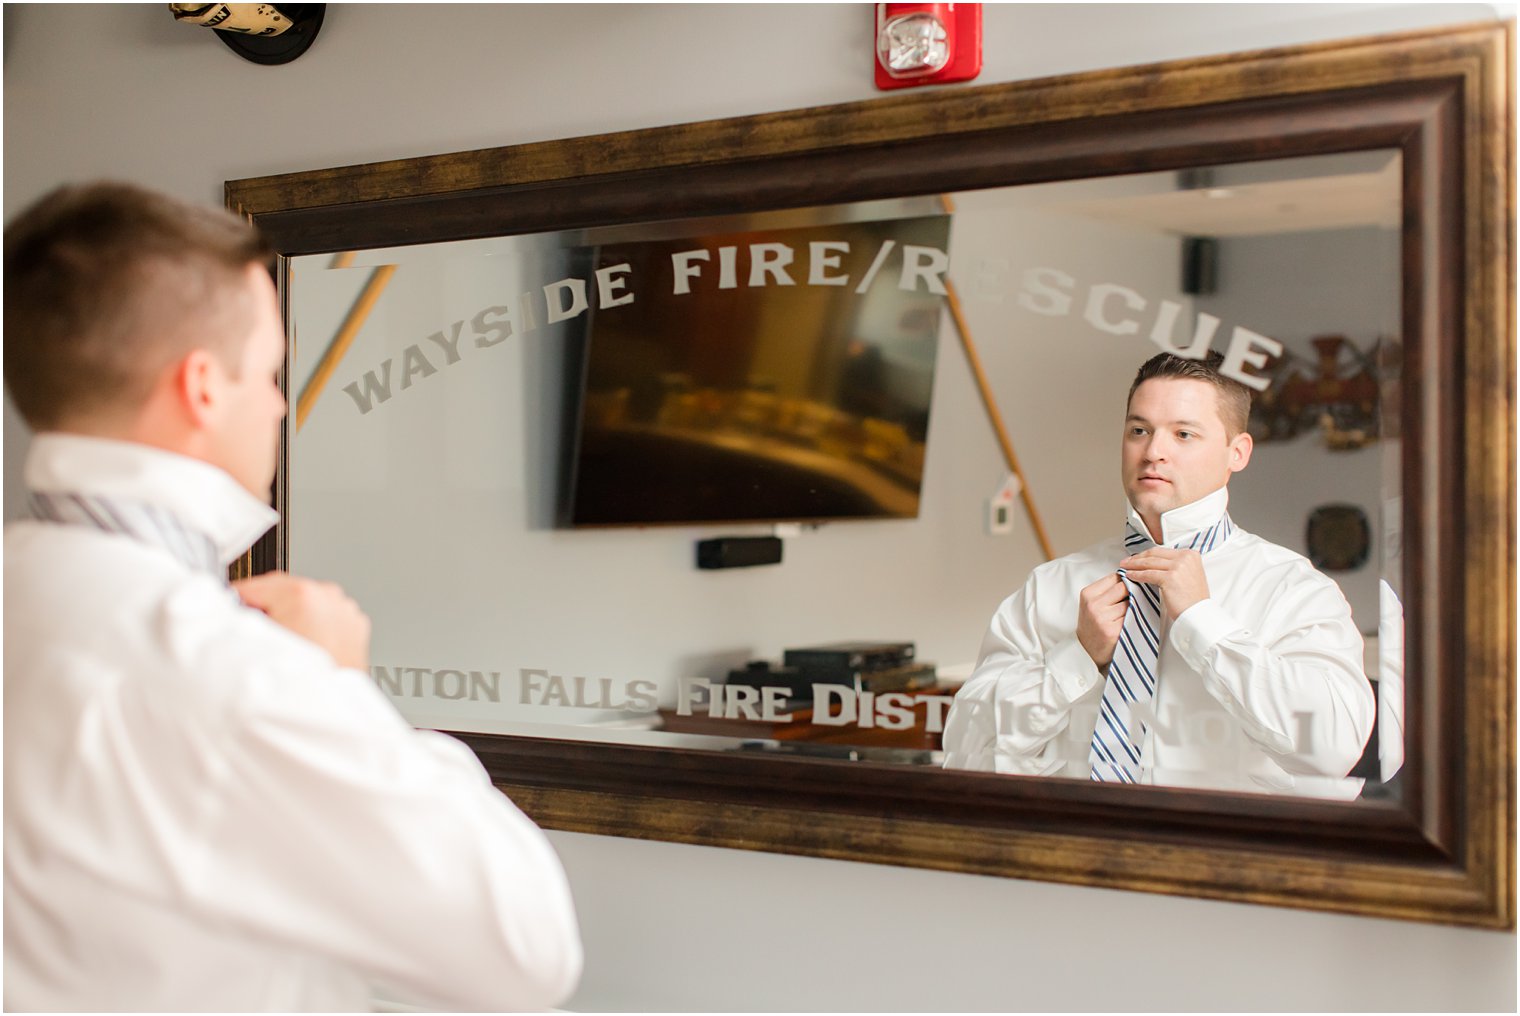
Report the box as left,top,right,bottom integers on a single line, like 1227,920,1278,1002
1169,597,1246,670
1048,636,1105,703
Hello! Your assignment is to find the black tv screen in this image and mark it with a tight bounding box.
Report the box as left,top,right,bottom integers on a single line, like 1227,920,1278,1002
562,213,951,527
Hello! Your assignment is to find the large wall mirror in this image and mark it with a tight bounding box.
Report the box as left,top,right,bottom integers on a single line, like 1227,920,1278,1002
228,23,1513,927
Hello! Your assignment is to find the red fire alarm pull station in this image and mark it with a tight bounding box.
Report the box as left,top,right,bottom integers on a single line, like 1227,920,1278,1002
874,3,982,90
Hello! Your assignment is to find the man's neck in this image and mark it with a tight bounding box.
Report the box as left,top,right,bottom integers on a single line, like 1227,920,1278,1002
52,413,204,465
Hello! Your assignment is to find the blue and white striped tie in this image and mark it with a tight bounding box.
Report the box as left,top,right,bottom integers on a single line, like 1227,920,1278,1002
1088,512,1234,783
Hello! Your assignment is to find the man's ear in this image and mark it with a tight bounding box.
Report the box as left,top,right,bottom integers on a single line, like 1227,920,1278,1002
1228,430,1254,474
174,349,221,430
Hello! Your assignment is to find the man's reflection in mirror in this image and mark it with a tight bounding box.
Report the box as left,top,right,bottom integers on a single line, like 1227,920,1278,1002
942,352,1375,798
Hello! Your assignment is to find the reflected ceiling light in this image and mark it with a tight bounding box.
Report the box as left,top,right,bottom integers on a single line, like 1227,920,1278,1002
1205,187,1235,199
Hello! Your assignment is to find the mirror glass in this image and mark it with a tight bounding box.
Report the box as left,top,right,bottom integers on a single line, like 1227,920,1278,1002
286,149,1405,799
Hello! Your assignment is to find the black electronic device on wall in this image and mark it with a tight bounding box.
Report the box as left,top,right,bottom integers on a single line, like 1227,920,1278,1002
1181,235,1219,295
696,535,783,569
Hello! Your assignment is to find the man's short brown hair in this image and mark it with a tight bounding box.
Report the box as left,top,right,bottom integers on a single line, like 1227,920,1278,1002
1127,350,1253,437
4,182,273,429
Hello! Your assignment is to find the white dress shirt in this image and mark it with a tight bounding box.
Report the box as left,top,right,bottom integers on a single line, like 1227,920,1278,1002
942,487,1375,799
1377,579,1406,782
4,434,582,1012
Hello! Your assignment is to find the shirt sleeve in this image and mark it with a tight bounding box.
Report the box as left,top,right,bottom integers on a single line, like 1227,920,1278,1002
180,612,583,1012
942,569,1104,773
1167,561,1374,778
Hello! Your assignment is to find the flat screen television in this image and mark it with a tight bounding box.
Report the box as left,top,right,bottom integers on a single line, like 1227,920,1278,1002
561,213,951,527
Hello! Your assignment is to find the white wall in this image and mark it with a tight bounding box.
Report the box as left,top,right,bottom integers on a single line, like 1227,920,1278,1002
5,4,1514,1011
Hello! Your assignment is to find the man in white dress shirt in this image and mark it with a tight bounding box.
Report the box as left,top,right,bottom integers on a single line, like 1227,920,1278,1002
3,183,583,1011
942,352,1375,798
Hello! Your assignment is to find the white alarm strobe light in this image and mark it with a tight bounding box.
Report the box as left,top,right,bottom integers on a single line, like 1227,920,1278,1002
878,13,951,77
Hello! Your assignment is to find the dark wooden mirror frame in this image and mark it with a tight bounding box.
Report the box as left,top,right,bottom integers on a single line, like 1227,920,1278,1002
227,22,1514,928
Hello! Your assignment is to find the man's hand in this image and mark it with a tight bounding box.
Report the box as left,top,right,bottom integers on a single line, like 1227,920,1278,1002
233,572,371,672
1119,547,1210,621
1077,573,1129,671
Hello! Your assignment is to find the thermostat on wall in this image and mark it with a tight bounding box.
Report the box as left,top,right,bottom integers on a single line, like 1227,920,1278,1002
987,472,1020,536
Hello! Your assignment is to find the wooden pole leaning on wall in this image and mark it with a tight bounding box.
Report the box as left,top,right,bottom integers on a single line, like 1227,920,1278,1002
939,195,1055,562
294,252,396,431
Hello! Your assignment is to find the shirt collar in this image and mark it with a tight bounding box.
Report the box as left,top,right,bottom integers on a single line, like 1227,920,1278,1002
1126,485,1231,547
23,433,279,567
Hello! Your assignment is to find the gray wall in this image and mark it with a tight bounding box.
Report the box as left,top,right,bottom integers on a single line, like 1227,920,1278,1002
5,5,1514,1011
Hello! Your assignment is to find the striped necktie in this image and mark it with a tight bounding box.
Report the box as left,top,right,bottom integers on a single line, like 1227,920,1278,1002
27,490,227,582
1088,511,1235,783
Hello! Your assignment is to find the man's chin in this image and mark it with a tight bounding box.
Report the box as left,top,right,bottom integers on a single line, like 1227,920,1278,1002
1127,492,1176,518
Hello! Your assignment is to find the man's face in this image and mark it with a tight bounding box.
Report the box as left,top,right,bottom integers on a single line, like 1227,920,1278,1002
208,264,287,497
1121,377,1251,527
